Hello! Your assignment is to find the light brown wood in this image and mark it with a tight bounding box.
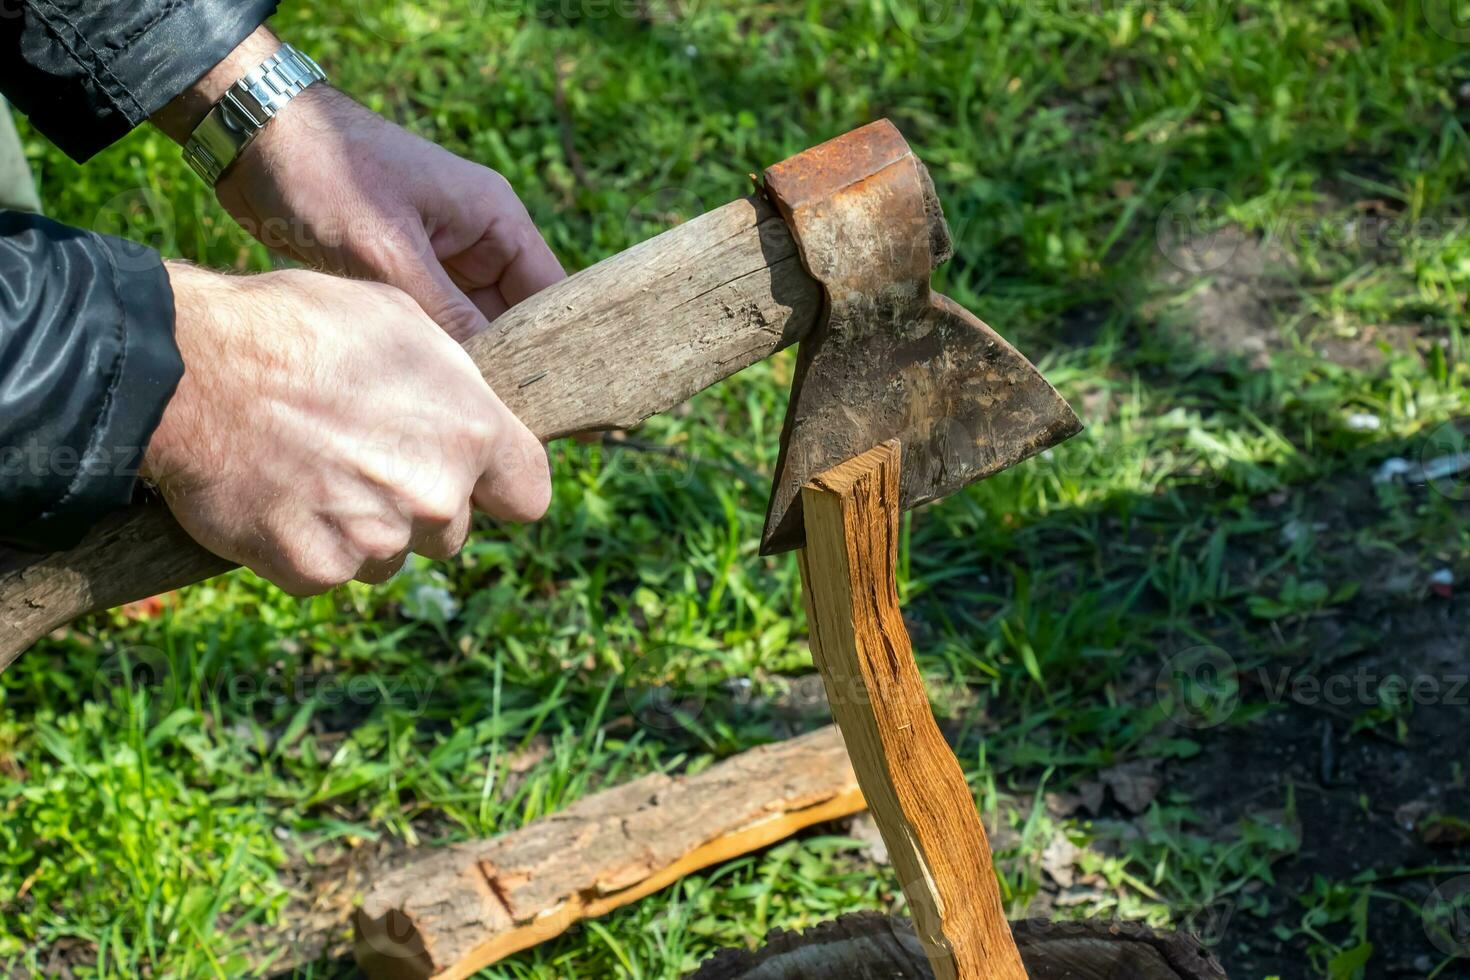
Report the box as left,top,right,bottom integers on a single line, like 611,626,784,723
797,442,1027,980
0,194,824,668
353,725,865,980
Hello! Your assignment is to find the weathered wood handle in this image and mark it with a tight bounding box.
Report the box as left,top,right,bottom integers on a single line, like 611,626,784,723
0,195,823,668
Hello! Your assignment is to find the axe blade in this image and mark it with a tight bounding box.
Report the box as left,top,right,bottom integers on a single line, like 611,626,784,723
758,120,1082,555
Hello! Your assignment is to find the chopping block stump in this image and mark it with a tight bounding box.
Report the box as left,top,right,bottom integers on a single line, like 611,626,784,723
755,441,1226,980
690,911,1228,980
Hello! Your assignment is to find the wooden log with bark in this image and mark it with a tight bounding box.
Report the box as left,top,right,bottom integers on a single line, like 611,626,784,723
353,725,864,980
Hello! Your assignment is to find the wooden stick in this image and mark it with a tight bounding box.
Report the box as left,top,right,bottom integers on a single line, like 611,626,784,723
354,725,865,980
797,441,1027,980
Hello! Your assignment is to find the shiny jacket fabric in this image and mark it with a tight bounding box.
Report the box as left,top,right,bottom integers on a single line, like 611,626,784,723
0,0,277,550
0,212,181,550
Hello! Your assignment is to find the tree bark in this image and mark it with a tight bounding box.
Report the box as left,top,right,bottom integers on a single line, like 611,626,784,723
354,725,864,980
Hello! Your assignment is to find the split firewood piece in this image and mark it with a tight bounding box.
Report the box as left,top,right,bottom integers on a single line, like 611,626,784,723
798,441,1028,980
354,725,865,980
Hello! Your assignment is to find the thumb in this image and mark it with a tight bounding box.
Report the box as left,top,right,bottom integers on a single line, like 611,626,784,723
373,226,490,343
472,408,552,523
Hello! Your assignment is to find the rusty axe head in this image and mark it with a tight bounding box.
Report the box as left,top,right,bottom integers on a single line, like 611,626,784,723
759,120,1082,554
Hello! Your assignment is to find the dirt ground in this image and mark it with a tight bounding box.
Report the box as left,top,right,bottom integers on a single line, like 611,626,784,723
1214,465,1468,977
1183,604,1470,978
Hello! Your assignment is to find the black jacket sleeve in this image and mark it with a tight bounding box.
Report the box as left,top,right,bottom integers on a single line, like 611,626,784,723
0,211,182,551
0,3,280,550
0,0,279,162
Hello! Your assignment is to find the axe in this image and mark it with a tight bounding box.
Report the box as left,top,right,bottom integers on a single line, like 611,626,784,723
0,120,1080,667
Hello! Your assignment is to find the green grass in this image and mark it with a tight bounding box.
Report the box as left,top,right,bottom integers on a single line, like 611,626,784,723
4,1,1470,977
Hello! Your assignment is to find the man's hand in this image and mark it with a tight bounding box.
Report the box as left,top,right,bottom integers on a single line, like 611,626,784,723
152,26,562,342
217,85,565,341
153,26,564,342
144,264,550,594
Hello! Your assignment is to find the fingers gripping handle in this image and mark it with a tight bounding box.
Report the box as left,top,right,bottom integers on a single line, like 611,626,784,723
0,195,824,666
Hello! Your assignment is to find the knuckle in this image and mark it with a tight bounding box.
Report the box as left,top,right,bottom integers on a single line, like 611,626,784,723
271,558,346,597
377,230,432,271
280,575,333,598
420,533,467,561
466,414,501,453
481,166,515,197
321,556,362,588
411,490,463,527
366,278,415,308
492,439,552,523
275,533,358,593
349,522,412,563
354,559,404,586
515,484,551,523
435,302,487,342
273,268,316,290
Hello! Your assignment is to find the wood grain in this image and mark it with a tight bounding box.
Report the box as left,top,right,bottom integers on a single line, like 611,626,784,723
353,725,865,980
465,193,820,438
0,194,823,668
797,442,1027,980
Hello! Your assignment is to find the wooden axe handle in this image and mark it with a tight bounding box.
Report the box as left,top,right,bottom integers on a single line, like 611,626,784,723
0,195,823,668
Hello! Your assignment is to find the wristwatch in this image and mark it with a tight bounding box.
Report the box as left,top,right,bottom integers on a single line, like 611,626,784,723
182,43,328,185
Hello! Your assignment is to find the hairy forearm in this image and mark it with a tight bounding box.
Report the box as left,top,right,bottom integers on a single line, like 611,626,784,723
150,25,285,143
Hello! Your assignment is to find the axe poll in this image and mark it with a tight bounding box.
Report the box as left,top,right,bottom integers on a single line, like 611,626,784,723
0,120,1080,667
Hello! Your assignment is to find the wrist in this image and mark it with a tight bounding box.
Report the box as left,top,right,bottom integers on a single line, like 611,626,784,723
216,83,349,193
152,26,284,144
145,262,248,480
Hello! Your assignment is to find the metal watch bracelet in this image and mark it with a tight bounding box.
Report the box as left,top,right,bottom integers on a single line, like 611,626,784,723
182,43,327,185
